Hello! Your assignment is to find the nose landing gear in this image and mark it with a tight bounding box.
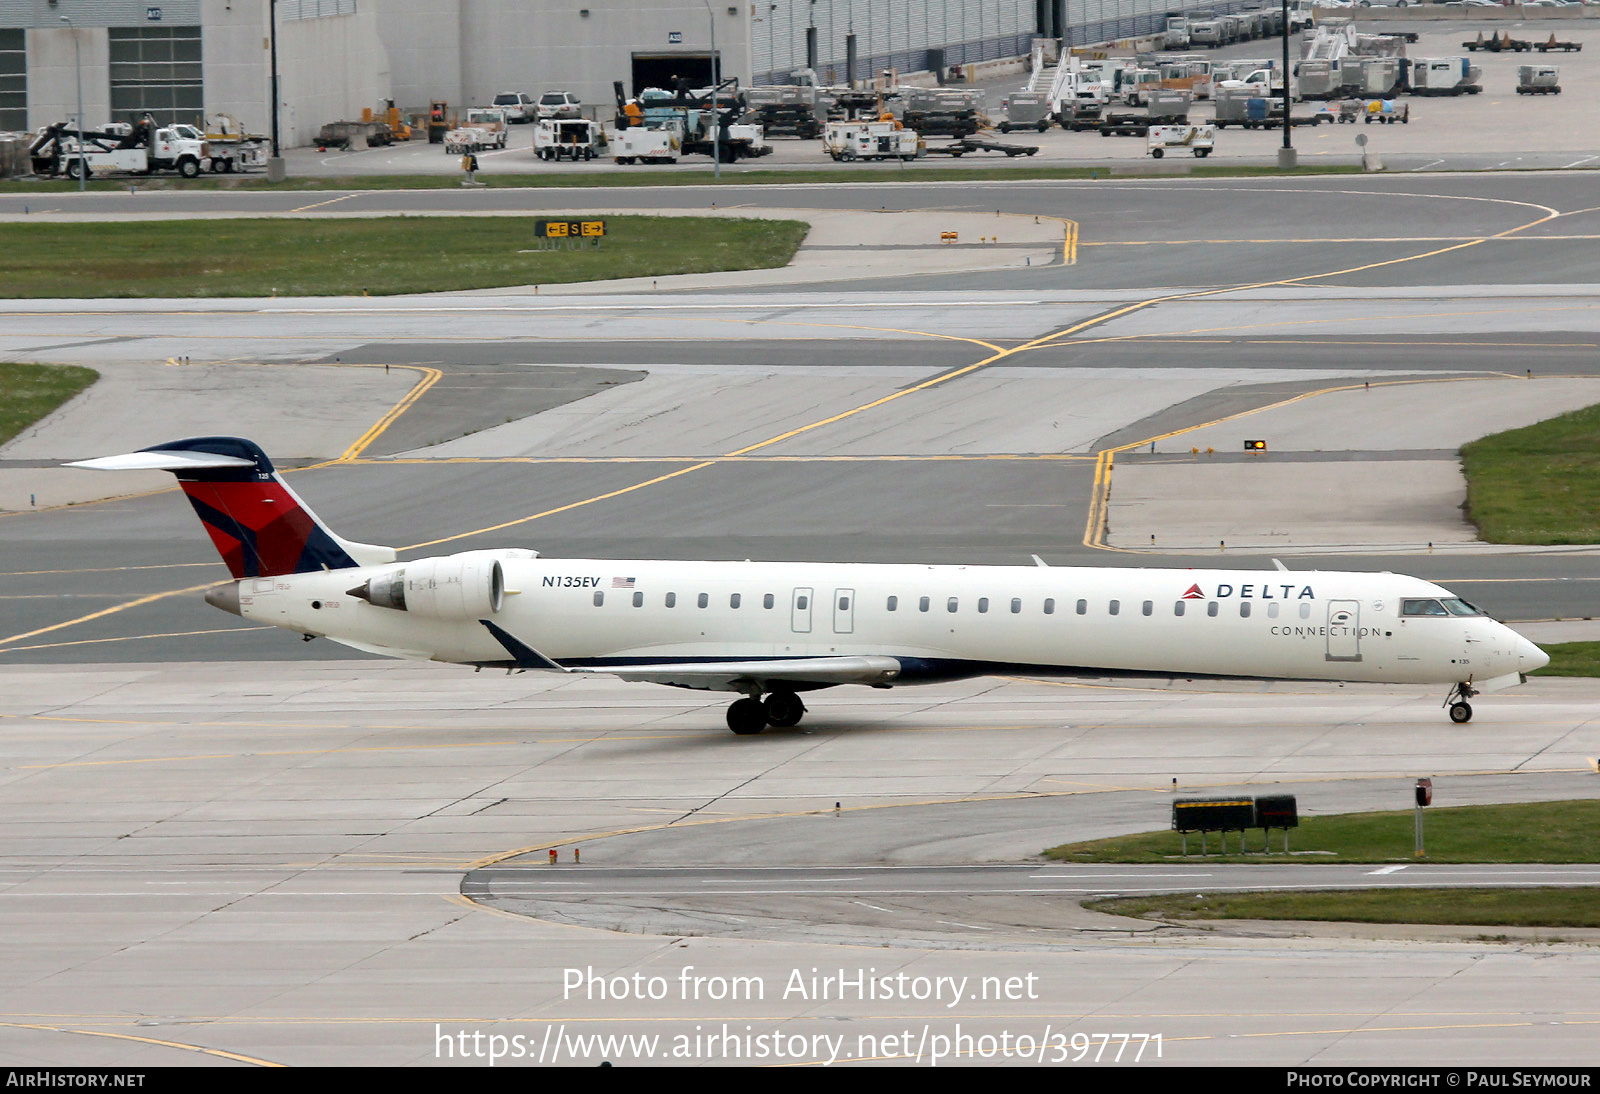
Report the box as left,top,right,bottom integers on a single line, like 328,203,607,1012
725,689,808,734
1444,681,1477,724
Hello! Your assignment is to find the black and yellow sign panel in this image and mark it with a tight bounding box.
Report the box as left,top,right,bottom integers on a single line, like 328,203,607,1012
534,219,607,239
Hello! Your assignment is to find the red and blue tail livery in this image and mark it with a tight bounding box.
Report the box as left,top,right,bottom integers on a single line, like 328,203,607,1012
68,437,395,579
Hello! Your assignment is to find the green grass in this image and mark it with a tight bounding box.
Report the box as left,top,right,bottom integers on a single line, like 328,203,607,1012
1461,402,1600,544
0,362,99,446
0,161,1368,193
1533,642,1600,677
1044,800,1600,864
0,215,809,298
1088,888,1600,929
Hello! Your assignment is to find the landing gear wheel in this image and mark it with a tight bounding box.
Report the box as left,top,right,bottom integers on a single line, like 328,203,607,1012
764,691,806,729
727,697,768,735
1444,682,1477,723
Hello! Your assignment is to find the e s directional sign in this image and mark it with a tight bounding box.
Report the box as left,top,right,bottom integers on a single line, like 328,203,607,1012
535,219,606,239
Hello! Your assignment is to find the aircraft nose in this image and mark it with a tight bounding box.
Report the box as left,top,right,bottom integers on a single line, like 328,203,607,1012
1517,635,1549,673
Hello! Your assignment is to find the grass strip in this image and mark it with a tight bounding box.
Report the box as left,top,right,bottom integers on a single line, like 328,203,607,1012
1044,799,1600,864
1088,887,1600,928
1535,641,1600,677
0,215,809,298
1461,402,1600,544
0,362,99,446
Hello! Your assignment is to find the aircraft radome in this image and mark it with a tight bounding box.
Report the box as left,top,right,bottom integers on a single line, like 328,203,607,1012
69,437,1550,734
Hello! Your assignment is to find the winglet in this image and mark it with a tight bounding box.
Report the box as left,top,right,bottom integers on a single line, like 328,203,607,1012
480,619,569,671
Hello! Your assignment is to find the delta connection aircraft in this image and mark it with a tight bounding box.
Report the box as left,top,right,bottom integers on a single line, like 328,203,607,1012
70,437,1550,734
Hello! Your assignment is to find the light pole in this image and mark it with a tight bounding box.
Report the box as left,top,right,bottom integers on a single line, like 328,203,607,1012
267,0,286,181
1279,0,1296,169
59,15,84,191
703,0,719,180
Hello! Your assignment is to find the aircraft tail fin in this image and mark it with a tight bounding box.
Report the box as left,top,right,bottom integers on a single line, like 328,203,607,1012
67,436,395,579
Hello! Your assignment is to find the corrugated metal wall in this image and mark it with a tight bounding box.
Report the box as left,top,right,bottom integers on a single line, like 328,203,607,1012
752,0,1036,86
751,0,1277,84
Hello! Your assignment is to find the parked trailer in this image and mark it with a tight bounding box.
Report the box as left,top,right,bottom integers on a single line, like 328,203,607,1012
1361,99,1409,124
924,137,1038,157
1517,65,1561,95
1535,34,1581,54
1465,32,1531,54
1408,58,1482,97
1148,122,1214,159
1098,112,1152,137
998,90,1053,132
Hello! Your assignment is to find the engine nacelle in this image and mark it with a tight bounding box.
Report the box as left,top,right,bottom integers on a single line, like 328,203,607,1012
348,553,504,621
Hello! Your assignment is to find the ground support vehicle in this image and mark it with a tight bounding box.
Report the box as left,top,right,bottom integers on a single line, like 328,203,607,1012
611,124,682,164
316,120,394,152
1362,99,1409,123
682,121,771,161
997,91,1052,132
462,108,510,147
1056,94,1105,131
1536,34,1581,54
1147,123,1214,158
534,118,607,160
1144,89,1191,121
443,127,502,155
924,137,1039,156
822,119,922,162
28,117,208,179
1517,65,1562,94
196,115,268,173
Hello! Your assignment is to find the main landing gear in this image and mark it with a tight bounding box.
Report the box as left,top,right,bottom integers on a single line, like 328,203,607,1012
726,690,807,735
1445,681,1477,724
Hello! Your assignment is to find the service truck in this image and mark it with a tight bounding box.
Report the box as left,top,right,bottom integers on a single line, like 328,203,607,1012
29,116,208,179
822,119,922,161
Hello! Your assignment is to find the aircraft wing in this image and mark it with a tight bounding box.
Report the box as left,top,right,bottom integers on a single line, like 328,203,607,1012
480,620,901,691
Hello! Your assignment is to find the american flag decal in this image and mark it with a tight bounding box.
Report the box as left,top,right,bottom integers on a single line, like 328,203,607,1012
612,576,636,589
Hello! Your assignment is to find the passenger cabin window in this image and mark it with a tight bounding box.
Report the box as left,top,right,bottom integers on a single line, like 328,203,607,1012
919,597,930,612
763,593,774,609
730,593,741,609
1011,598,1022,614
1076,599,1087,615
1174,601,1185,616
978,597,989,613
1142,600,1153,616
665,592,676,608
947,597,959,613
698,593,709,609
632,591,643,608
1240,602,1251,618
593,591,604,607
1109,600,1120,616
796,595,808,610
1299,602,1311,620
1208,601,1219,617
839,595,850,611
1044,598,1055,615
1268,602,1279,619
887,595,898,611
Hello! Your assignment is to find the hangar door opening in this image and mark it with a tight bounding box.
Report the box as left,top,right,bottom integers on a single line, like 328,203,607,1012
631,52,717,95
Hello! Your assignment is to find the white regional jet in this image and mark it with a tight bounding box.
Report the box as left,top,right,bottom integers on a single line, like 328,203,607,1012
71,437,1550,733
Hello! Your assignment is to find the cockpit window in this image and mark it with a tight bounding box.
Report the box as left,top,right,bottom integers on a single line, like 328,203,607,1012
1441,598,1486,616
1401,598,1449,617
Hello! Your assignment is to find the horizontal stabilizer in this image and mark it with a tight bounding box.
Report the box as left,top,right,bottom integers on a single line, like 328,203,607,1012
66,450,256,472
479,620,902,692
